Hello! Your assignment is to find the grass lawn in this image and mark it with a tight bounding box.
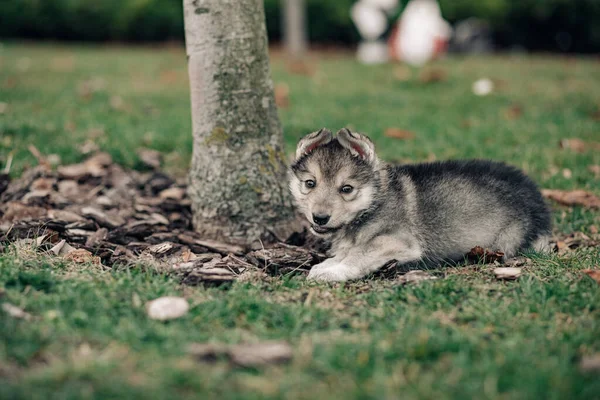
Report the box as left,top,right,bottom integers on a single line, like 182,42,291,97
1,43,600,399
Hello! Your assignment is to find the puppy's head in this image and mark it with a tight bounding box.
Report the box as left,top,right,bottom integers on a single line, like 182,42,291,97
289,128,381,237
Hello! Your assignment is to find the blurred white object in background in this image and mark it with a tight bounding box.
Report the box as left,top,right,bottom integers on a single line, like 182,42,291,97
351,1,389,41
472,78,494,96
362,0,399,13
357,40,390,64
388,0,452,66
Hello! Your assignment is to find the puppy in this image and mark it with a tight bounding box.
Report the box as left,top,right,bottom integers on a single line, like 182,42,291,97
289,128,551,282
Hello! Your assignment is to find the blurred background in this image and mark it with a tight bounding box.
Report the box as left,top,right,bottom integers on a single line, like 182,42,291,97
1,0,599,52
0,0,598,210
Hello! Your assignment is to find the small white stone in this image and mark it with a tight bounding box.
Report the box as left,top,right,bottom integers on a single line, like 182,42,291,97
262,97,269,109
472,78,494,96
146,296,189,321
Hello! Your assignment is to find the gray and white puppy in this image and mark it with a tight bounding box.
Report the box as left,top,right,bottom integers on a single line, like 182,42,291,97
289,128,551,282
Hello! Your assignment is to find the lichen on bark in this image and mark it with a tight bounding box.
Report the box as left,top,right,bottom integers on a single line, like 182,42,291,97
183,0,298,248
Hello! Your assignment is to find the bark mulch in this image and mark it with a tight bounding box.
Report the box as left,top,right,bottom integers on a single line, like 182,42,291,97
0,153,327,284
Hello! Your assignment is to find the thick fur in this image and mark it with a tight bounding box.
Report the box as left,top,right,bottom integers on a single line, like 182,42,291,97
289,128,552,282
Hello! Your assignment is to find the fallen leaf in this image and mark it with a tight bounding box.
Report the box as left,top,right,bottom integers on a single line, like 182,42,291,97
384,128,415,140
274,83,290,109
466,246,505,263
504,104,523,120
395,270,438,284
542,189,600,209
146,296,189,321
493,267,522,280
589,165,600,178
64,248,101,264
2,303,32,320
559,138,600,153
393,65,412,82
49,240,76,256
419,68,447,83
582,269,600,285
286,60,315,76
590,225,598,234
580,354,600,372
230,341,293,367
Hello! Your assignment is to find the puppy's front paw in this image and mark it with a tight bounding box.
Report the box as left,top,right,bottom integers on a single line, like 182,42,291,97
307,262,357,282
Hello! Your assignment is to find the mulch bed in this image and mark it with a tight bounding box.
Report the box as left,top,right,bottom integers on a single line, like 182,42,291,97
1,153,598,284
0,153,327,283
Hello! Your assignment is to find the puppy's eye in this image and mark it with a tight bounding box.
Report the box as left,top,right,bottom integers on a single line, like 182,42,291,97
305,180,316,189
340,185,354,194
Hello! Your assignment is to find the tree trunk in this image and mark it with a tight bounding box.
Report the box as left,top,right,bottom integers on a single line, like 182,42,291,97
183,0,297,248
282,0,308,58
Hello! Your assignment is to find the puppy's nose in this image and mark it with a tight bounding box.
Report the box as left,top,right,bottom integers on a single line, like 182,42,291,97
312,214,330,226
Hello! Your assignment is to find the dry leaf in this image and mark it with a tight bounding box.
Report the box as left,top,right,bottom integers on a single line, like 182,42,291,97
590,225,598,235
580,354,600,372
2,303,32,320
419,68,447,83
504,105,523,120
559,138,600,153
466,246,505,263
64,248,101,264
395,270,438,285
493,267,522,280
582,269,600,285
50,240,76,256
542,189,600,209
384,128,415,140
589,165,600,178
286,60,315,76
146,296,189,321
230,341,293,367
274,83,290,109
159,187,185,200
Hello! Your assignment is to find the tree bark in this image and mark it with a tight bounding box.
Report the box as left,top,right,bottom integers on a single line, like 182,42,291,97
282,0,308,58
183,0,297,247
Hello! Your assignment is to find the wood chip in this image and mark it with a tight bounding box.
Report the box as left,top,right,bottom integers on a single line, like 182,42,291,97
159,187,185,200
137,148,162,169
81,206,125,228
146,296,189,321
493,267,522,280
542,189,600,209
85,228,108,248
177,234,244,256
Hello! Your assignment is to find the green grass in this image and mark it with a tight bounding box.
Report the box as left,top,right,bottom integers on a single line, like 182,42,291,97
1,43,600,399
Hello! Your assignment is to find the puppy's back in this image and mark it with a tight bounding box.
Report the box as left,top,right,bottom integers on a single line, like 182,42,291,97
390,160,551,259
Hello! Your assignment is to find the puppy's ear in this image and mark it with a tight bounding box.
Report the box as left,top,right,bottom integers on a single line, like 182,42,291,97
295,128,333,160
337,128,376,163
